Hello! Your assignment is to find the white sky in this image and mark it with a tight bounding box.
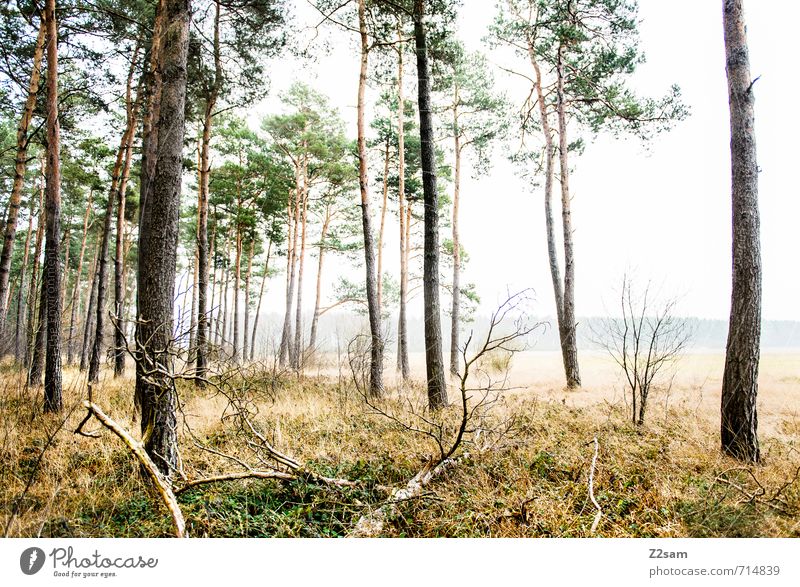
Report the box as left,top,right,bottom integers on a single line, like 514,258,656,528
244,0,800,322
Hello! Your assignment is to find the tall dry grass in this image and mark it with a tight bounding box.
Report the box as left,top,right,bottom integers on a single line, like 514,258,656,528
1,357,798,538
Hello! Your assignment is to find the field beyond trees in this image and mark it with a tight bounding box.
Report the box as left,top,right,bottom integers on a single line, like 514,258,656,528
2,351,798,538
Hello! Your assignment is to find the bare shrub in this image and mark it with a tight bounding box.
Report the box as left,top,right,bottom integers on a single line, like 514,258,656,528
593,276,692,425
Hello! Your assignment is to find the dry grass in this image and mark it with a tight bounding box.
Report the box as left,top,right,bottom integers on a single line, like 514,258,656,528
1,354,799,538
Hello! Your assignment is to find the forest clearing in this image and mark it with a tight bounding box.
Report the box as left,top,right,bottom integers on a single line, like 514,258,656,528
0,0,797,550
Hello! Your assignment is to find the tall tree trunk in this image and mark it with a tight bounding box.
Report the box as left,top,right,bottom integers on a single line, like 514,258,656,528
308,206,331,356
209,225,218,347
28,278,46,386
529,49,565,332
279,181,299,367
220,237,230,349
0,19,45,331
90,54,141,384
188,156,200,369
449,93,461,375
293,164,308,368
135,0,190,478
80,245,99,371
396,35,410,380
113,96,140,377
357,0,384,397
377,141,390,313
14,197,35,362
43,0,63,412
60,227,70,313
67,189,92,365
26,176,45,368
414,0,446,408
721,0,761,463
232,215,242,363
250,238,271,361
243,238,254,362
555,41,581,389
196,0,220,382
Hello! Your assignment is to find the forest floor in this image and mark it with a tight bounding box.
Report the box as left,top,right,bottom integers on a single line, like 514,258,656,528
1,351,798,538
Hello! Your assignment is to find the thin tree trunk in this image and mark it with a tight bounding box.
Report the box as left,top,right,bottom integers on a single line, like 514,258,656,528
196,0,220,381
232,215,242,363
28,277,46,386
89,53,141,384
60,227,70,314
43,0,63,412
209,225,218,347
279,180,299,367
293,163,308,368
721,0,761,463
80,245,100,372
14,197,35,362
67,190,92,365
555,41,581,389
135,0,189,478
243,238,254,362
377,140,390,313
414,0,446,408
0,18,45,331
26,169,46,368
396,34,410,380
449,94,461,375
529,49,565,331
220,237,230,349
357,0,384,397
113,81,141,377
188,144,200,369
308,205,331,356
250,238,271,361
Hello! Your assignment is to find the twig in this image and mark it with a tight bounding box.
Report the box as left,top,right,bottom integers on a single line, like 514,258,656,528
588,437,602,534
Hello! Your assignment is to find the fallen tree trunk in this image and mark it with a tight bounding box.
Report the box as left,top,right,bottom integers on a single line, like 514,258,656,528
76,400,186,538
349,453,468,537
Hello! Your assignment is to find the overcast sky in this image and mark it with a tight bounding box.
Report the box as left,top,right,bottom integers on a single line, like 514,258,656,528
243,0,799,322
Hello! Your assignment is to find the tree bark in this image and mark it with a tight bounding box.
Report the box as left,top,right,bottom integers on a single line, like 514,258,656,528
114,69,142,377
14,197,35,362
232,205,242,363
80,245,99,372
358,0,384,397
279,179,299,367
0,18,45,331
28,277,46,386
250,238,270,361
529,49,565,332
293,162,309,368
25,173,45,368
721,0,761,463
135,0,190,478
43,0,63,412
89,66,141,383
242,237,254,362
555,41,581,389
396,35,410,380
308,205,331,355
449,90,461,375
414,0,446,408
67,190,92,365
195,0,220,383
377,140,390,313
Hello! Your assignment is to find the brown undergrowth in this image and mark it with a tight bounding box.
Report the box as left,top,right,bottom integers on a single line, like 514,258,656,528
1,362,798,538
